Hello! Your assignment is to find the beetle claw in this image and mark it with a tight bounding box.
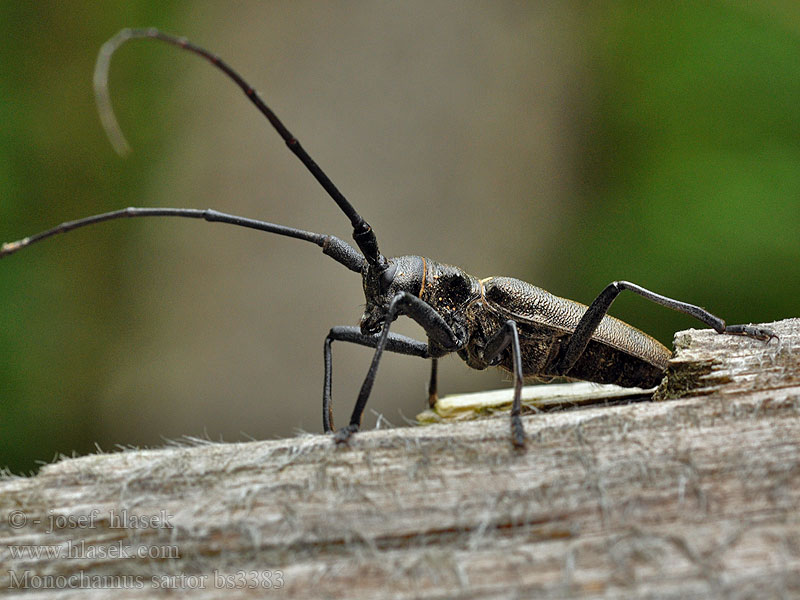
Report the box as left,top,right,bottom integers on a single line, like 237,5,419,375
725,324,778,342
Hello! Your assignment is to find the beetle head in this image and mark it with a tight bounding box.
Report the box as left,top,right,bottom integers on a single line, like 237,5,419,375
360,255,425,334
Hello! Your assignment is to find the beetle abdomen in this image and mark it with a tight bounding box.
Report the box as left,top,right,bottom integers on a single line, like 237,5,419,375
480,277,671,387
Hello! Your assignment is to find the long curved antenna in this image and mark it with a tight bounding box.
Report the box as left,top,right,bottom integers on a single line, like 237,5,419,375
94,28,387,270
0,207,365,273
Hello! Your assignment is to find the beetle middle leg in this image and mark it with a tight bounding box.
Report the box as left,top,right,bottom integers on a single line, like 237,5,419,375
484,320,526,449
427,359,439,408
556,280,776,375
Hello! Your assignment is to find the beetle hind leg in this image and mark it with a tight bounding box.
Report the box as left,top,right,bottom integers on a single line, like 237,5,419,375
556,280,777,376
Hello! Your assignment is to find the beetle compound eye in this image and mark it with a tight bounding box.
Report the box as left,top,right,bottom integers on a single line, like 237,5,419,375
379,263,398,293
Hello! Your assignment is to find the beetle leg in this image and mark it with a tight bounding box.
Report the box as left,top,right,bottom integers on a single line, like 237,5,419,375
557,280,777,375
484,320,525,449
324,326,429,433
336,292,462,443
427,358,439,408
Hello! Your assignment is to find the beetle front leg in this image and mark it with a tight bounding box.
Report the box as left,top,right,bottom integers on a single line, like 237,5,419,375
557,280,777,375
484,320,525,449
324,326,430,433
335,292,462,443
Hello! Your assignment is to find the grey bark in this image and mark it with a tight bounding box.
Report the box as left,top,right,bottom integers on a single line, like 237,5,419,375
2,318,799,599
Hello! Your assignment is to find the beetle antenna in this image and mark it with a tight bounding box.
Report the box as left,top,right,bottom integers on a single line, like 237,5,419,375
0,207,366,274
94,28,388,270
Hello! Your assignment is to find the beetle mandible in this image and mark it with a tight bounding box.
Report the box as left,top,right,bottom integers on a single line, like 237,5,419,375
1,29,775,448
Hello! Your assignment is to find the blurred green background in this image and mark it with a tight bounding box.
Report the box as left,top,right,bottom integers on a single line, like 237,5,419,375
1,2,798,474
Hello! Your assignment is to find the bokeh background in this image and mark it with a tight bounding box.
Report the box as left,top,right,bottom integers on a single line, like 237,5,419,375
1,2,798,474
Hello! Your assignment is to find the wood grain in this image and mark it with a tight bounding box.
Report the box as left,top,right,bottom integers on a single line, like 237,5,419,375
2,318,798,599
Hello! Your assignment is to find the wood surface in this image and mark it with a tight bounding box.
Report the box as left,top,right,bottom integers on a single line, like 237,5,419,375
1,318,798,599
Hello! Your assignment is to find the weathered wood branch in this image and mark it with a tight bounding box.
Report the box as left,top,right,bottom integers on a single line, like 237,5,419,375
2,318,799,599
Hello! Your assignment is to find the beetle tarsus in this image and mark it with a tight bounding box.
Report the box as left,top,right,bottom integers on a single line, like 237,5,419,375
724,324,778,342
334,424,359,444
511,416,526,450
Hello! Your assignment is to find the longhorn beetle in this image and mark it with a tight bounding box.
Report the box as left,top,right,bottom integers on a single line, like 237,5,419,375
1,29,775,449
